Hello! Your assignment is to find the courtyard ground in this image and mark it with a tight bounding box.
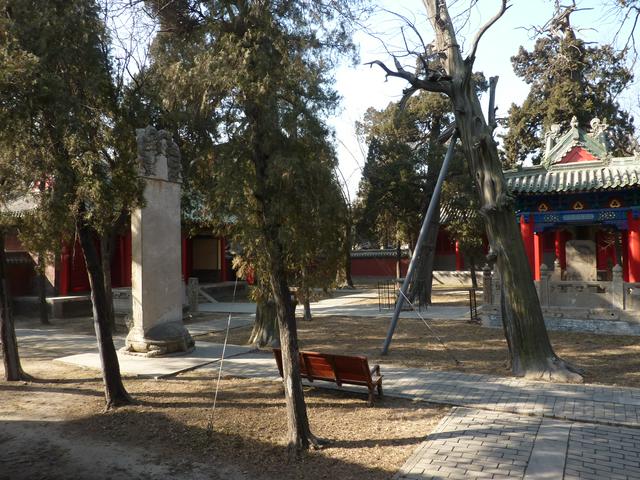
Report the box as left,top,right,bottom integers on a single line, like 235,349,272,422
0,335,445,480
3,285,640,478
205,316,640,389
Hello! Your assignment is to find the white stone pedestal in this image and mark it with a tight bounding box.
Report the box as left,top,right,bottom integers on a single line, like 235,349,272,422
124,126,193,356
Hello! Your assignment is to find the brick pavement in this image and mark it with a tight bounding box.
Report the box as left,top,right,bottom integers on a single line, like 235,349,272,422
394,408,640,480
379,367,640,428
394,407,539,480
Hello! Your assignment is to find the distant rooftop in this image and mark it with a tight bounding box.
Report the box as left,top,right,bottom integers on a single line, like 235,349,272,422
504,116,640,194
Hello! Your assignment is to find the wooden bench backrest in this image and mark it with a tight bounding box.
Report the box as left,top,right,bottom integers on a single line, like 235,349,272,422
273,348,372,387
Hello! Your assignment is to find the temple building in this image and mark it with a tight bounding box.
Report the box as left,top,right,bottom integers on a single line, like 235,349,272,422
505,117,640,283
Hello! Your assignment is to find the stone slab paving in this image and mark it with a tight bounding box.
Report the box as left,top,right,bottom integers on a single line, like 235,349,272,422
186,316,254,336
197,299,470,320
16,328,125,357
379,367,640,428
56,341,254,378
394,407,640,480
394,407,540,480
203,351,281,381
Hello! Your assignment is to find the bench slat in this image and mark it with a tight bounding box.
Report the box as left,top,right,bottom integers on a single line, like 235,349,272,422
272,348,383,405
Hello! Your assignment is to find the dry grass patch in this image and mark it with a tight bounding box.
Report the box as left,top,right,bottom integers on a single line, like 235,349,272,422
0,359,445,480
209,315,640,388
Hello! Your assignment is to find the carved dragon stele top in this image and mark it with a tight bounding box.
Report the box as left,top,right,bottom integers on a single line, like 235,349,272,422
135,126,182,183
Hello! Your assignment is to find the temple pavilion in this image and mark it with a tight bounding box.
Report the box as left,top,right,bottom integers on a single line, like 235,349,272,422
504,117,640,283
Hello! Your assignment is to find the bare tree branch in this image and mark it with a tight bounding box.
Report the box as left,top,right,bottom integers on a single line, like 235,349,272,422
365,59,452,95
466,0,509,63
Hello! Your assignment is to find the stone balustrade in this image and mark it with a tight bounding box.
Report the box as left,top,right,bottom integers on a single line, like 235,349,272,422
482,264,640,334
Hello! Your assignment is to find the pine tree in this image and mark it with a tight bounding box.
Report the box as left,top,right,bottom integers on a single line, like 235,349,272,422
503,7,634,166
0,0,142,407
142,0,361,455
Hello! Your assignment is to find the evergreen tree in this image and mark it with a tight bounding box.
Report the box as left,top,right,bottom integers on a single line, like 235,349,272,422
142,0,360,455
503,7,634,166
0,0,142,406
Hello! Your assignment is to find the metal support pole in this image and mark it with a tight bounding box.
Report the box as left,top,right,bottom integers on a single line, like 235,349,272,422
381,132,458,355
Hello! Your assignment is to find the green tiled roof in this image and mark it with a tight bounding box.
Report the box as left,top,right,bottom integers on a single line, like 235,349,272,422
0,194,38,218
505,157,640,194
504,118,640,194
351,248,409,258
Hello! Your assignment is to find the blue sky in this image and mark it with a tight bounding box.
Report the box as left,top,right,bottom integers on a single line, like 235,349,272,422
331,0,640,198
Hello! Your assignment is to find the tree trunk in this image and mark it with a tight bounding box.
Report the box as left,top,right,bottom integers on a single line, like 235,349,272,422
36,257,49,325
342,213,355,288
250,125,320,457
76,217,132,409
469,258,478,290
408,201,440,305
100,232,116,334
421,0,582,382
395,241,402,279
249,298,279,347
456,82,582,382
270,265,321,455
0,232,28,381
303,298,312,321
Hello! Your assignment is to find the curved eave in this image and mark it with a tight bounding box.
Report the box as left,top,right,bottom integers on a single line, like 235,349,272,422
505,166,640,195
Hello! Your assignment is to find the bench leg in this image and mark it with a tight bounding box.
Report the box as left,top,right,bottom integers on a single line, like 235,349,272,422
367,389,374,407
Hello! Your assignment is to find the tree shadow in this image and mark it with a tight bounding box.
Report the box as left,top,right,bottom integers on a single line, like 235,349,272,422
0,410,412,480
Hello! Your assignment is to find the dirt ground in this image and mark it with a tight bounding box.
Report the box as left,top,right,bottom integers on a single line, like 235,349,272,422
208,318,640,389
1,349,445,480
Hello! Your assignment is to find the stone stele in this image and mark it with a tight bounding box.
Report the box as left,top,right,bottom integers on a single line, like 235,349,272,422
565,240,597,281
124,126,194,356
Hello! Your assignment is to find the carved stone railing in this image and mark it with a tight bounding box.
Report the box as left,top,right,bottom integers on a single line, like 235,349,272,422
626,282,640,311
482,264,638,315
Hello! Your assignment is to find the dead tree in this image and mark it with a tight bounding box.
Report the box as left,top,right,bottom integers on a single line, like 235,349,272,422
370,0,583,382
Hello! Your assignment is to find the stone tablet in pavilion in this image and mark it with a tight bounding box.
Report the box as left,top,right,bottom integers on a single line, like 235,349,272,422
565,240,597,281
124,126,194,355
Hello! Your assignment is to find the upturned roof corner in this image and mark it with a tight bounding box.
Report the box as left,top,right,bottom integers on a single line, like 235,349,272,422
542,116,609,168
504,116,640,194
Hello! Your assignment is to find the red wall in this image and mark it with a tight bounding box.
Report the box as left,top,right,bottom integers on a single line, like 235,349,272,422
7,258,35,296
351,257,409,278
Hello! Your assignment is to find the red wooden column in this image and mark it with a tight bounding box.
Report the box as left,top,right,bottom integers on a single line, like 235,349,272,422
533,232,543,280
118,235,127,287
219,236,229,282
628,210,640,282
622,230,630,282
554,230,567,270
59,244,71,296
454,241,464,271
519,214,535,278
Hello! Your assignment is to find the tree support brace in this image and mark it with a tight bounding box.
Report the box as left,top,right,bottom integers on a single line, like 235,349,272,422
381,131,458,355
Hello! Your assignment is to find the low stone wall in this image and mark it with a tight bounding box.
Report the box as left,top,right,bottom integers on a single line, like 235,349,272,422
432,271,474,286
481,266,640,335
354,270,475,287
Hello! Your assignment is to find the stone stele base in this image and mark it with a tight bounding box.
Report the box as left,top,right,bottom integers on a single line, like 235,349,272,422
123,321,195,357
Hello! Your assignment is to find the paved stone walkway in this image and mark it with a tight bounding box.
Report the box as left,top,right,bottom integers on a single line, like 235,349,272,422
394,407,640,479
379,367,640,428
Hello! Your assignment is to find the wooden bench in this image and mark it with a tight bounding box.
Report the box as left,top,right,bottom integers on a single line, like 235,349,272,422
272,348,383,406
